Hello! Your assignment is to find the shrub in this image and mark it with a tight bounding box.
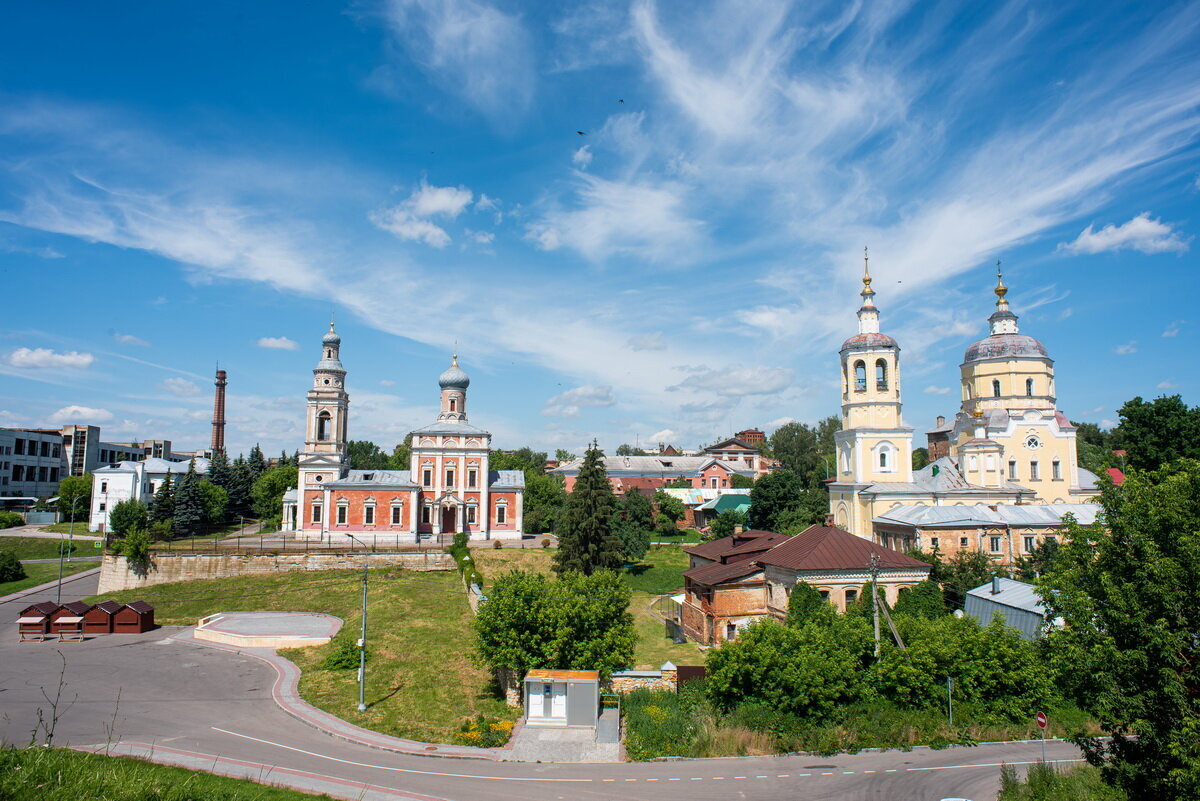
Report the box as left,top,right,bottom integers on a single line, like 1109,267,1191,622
492,539,503,549
0,550,27,583
320,638,365,670
0,511,25,529
452,715,514,748
109,499,149,537
149,519,174,541
541,538,551,548
116,528,153,566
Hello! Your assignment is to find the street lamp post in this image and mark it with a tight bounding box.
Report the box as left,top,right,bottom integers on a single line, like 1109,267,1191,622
344,533,370,712
57,493,82,604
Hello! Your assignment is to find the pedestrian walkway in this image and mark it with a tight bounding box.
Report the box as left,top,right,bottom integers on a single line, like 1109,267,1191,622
503,712,621,763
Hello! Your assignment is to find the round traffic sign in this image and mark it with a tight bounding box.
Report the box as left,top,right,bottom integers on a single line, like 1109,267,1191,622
1035,711,1048,729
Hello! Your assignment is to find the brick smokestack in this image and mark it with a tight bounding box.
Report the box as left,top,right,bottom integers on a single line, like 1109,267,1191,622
211,368,227,455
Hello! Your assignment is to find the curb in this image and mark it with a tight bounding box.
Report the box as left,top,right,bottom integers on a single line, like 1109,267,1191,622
178,629,506,761
0,567,101,608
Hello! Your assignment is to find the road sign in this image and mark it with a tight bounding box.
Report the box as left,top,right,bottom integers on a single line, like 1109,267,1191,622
1036,711,1048,729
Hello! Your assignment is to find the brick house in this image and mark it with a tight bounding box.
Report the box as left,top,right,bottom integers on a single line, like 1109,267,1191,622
550,455,754,493
679,525,931,645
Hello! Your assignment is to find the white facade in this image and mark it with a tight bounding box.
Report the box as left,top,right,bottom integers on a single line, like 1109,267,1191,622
89,457,210,532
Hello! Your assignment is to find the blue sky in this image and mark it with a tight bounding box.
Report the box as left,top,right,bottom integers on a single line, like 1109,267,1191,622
0,0,1197,459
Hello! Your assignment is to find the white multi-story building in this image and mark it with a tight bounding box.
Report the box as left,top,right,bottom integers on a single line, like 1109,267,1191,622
0,428,66,502
88,457,210,532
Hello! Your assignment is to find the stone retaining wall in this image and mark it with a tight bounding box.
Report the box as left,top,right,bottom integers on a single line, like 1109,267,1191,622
97,551,453,593
609,666,678,694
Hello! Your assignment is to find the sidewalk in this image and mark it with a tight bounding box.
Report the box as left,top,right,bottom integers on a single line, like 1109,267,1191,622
0,566,101,610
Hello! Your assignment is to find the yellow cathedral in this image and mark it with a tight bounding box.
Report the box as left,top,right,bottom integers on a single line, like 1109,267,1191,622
827,255,1101,548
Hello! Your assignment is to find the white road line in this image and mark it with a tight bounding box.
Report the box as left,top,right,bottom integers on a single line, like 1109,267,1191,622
755,775,769,778
210,727,594,782
906,759,1085,773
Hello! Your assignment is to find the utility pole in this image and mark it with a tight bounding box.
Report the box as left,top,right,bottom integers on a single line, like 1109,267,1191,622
870,552,881,658
346,534,370,712
57,494,82,603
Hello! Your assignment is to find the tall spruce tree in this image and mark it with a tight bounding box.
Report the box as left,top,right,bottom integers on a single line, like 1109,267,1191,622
226,461,254,518
554,441,622,576
173,459,205,538
279,450,290,467
149,473,174,523
208,451,231,492
247,444,267,482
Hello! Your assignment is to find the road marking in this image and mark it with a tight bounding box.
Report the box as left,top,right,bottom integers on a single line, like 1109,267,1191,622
210,727,594,782
906,759,1085,773
756,775,769,778
863,770,876,773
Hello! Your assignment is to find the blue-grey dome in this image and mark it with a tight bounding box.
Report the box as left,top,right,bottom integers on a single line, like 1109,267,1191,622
438,357,470,390
322,324,341,346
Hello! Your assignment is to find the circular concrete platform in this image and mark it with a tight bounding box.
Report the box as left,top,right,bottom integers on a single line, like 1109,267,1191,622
194,611,342,648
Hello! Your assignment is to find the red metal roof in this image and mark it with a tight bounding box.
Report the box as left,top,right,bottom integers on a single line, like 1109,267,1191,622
1105,468,1125,485
58,601,92,616
21,601,59,616
756,525,930,572
683,559,764,586
123,601,154,614
683,530,784,561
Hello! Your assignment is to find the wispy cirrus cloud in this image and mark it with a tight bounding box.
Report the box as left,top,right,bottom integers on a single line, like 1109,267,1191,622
4,347,94,369
370,179,475,248
543,384,618,418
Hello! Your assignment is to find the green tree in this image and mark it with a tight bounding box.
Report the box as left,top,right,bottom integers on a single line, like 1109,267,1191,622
940,550,1006,610
707,509,746,541
615,443,647,456
149,473,174,523
491,447,548,473
554,442,622,576
911,447,930,470
768,422,825,487
1110,395,1200,472
56,474,91,522
661,476,691,489
1013,538,1062,582
388,436,413,471
226,461,254,518
729,473,755,489
199,480,229,526
475,569,636,679
522,471,566,534
748,469,805,531
108,499,149,536
892,580,947,619
0,550,26,583
653,489,686,524
246,444,268,481
346,440,389,470
278,450,291,467
207,451,232,497
173,460,205,538
614,489,653,561
1041,459,1200,798
773,488,829,534
251,465,298,519
706,619,870,719
554,449,575,461
785,581,832,627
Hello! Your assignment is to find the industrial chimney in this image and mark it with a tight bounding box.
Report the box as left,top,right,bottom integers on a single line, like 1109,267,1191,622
211,367,227,456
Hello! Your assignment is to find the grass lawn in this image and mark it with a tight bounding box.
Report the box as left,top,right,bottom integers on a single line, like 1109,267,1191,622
621,546,689,593
90,568,517,744
653,528,702,545
0,747,338,800
0,535,88,561
0,560,96,597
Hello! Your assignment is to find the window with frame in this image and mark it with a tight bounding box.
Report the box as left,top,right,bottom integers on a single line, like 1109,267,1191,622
337,505,347,524
1026,378,1034,396
960,536,969,548
312,504,322,522
496,502,507,524
99,502,105,512
930,536,940,548
992,379,1001,397
1030,461,1040,480
854,360,866,392
445,468,455,486
1024,536,1035,552
990,536,1001,552
845,588,858,604
364,506,375,525
1045,535,1057,544
467,469,477,488
391,505,402,525
421,505,431,524
101,481,108,492
422,468,432,487
1008,460,1018,479
449,398,457,412
1052,459,1062,480
317,411,331,441
876,359,888,391
467,505,477,524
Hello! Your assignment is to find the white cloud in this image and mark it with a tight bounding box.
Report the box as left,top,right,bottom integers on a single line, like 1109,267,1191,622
48,404,112,423
543,384,618,418
161,377,202,397
370,179,474,248
475,194,499,211
572,145,593,168
1059,213,1190,255
4,347,94,369
649,428,677,442
527,174,704,263
627,332,666,351
113,333,149,347
670,365,793,397
1157,380,1179,389
1163,320,1184,337
380,0,534,126
467,229,495,244
766,417,795,429
380,379,396,386
924,385,951,395
1114,341,1138,355
257,336,300,351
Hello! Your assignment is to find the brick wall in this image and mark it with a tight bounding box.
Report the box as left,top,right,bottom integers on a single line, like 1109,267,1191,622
97,551,454,593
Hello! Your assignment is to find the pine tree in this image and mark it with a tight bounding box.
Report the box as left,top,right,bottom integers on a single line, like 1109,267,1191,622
554,441,622,576
247,444,267,482
226,462,254,518
150,473,174,523
279,450,290,467
173,459,205,538
208,451,231,493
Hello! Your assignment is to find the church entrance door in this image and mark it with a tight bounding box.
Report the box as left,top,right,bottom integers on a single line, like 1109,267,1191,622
441,506,457,534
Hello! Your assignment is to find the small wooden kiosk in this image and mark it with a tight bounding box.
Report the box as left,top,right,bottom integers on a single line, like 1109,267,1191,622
113,601,155,633
83,600,123,634
17,601,59,642
50,601,91,641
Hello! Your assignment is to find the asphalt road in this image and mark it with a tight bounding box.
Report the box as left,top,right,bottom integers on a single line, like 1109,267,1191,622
1,575,1081,801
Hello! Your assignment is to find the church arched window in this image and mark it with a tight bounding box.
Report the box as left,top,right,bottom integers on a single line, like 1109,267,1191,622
992,379,1001,397
316,411,331,441
874,441,896,472
854,361,866,392
1026,378,1034,396
876,359,888,391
